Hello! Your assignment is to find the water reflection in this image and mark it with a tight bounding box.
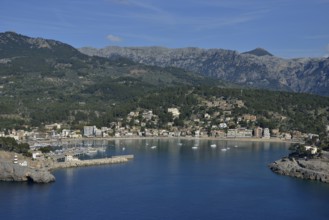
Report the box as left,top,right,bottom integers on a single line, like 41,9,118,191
5,139,327,220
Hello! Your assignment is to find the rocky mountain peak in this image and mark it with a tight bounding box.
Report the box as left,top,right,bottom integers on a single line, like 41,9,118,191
79,45,329,96
242,48,273,57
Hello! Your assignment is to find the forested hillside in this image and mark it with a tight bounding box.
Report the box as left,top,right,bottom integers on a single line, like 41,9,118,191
0,32,329,137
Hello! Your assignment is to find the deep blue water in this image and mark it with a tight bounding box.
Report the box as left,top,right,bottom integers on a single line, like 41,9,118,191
1,139,329,220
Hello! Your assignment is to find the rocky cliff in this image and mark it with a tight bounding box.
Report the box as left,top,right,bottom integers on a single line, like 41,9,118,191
268,157,329,183
0,161,55,183
79,46,329,96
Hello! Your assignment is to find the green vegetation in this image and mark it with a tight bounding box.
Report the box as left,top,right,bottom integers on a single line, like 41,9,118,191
0,137,30,156
39,146,52,153
1,31,329,139
127,86,329,136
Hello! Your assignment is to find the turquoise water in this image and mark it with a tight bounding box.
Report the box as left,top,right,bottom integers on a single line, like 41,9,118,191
1,139,329,220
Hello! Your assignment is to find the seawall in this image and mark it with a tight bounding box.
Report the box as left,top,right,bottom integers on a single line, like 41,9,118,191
50,155,134,170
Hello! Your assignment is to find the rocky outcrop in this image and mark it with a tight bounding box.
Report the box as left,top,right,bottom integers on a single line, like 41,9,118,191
268,157,329,183
79,46,329,96
0,151,134,184
0,161,55,183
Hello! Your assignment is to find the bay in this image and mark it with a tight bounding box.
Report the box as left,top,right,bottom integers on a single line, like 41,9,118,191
1,139,329,220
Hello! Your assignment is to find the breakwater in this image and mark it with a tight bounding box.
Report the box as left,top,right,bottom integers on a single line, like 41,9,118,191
51,155,134,170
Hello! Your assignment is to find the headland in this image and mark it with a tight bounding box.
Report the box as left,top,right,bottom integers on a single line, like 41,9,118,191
0,150,133,184
269,151,329,183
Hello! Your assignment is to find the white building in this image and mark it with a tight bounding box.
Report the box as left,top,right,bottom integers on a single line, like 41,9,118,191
95,128,102,137
142,111,153,120
61,129,71,138
32,152,42,159
227,128,253,138
84,126,96,137
19,161,28,166
263,128,270,139
219,123,227,129
45,123,62,130
305,146,318,154
284,133,292,140
227,129,237,138
194,130,200,137
204,113,211,119
168,108,180,118
65,155,79,162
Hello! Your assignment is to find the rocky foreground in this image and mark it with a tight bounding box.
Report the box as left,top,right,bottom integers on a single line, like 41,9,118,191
269,156,329,183
0,151,133,184
0,161,55,183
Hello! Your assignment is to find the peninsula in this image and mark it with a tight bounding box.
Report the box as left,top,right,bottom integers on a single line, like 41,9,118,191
269,144,329,183
0,150,133,184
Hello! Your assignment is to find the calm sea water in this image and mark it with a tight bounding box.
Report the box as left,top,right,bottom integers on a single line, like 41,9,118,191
1,139,329,220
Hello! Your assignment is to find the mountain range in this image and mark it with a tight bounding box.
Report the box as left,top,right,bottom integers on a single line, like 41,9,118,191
0,32,223,128
0,31,329,134
80,46,329,96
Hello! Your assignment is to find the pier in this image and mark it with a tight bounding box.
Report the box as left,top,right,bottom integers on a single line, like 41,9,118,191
50,155,134,170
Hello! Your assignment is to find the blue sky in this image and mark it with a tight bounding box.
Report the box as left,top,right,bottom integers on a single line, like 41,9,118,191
1,0,329,58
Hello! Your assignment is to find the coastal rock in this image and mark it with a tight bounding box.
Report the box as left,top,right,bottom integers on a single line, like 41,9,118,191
268,157,329,183
0,161,55,183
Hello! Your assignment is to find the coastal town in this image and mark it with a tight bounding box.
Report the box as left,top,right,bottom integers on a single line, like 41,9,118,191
1,106,326,146
0,107,323,145
1,106,328,184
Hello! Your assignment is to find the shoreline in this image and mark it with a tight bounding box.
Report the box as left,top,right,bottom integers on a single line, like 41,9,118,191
33,136,301,145
269,156,329,184
0,151,134,183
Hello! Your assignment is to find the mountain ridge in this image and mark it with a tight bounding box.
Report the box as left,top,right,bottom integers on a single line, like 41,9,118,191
79,46,329,96
242,48,273,57
0,32,329,136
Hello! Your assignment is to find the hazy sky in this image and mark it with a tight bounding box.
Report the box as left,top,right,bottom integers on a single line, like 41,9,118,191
1,0,329,58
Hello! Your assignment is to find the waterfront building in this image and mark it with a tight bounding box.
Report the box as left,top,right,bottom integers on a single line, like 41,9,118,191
65,155,79,162
227,128,253,138
61,129,71,138
84,126,96,137
263,128,270,139
45,123,62,130
284,133,292,140
95,128,102,137
254,127,263,138
271,129,280,137
227,129,237,138
219,122,227,129
236,128,253,138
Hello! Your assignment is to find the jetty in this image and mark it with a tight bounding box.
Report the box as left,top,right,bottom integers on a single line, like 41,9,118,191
50,155,134,170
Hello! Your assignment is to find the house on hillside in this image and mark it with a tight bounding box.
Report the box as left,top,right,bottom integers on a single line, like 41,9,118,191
168,108,180,118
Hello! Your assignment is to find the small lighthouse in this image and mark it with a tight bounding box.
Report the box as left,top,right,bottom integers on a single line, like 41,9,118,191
13,154,18,164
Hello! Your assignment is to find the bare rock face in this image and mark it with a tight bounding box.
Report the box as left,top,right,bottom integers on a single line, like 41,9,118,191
0,161,55,183
268,157,329,183
79,46,329,96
